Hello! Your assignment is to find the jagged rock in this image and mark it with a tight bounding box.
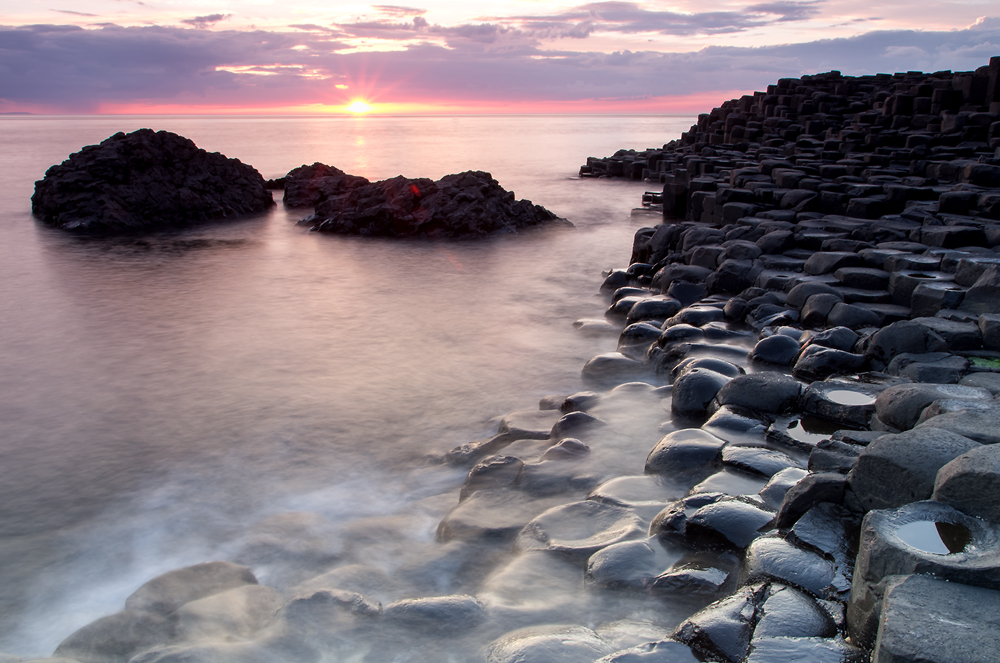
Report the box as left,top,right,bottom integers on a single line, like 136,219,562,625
302,170,568,237
32,129,274,232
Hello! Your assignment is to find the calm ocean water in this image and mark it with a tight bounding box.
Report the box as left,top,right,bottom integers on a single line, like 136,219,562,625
0,114,694,658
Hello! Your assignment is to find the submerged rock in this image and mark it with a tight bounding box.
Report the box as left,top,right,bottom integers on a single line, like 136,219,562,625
32,129,274,233
124,561,258,616
302,170,569,237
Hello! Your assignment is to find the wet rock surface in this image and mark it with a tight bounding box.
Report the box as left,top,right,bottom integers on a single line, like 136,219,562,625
32,129,274,233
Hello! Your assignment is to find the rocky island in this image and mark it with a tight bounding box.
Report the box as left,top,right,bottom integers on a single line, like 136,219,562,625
31,129,275,233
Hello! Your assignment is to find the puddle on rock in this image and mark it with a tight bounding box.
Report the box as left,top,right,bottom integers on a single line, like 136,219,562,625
825,390,877,406
781,415,843,446
896,520,972,555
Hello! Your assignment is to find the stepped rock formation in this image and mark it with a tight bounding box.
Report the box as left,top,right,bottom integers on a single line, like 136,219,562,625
32,129,274,233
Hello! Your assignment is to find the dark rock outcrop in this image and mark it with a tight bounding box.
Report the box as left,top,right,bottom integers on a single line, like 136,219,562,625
32,129,274,233
281,162,370,207
301,170,568,238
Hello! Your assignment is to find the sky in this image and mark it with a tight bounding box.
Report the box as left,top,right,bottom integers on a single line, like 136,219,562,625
0,1,998,114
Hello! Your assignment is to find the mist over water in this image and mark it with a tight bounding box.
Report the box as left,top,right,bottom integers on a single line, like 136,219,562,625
0,114,694,658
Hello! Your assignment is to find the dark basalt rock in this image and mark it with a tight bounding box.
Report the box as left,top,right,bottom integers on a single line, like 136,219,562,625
282,162,370,207
683,497,775,551
302,170,569,237
32,129,275,233
671,585,765,663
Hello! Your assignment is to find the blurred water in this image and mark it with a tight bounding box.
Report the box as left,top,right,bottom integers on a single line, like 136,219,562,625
0,114,694,657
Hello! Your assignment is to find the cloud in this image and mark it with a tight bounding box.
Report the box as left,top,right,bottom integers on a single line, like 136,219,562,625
499,1,825,37
0,18,998,112
180,14,232,29
372,5,427,17
50,10,99,17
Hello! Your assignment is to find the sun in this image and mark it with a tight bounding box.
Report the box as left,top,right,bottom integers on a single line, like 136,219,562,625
347,100,372,114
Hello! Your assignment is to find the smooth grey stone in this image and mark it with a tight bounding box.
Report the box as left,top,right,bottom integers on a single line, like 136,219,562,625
382,595,485,633
174,585,283,644
848,427,981,511
477,550,582,622
651,552,738,597
885,352,969,384
437,488,566,542
601,270,630,293
611,286,652,303
573,318,620,336
607,295,651,321
515,500,645,560
582,352,649,386
786,282,843,309
658,323,704,347
539,438,590,461
595,639,701,663
626,298,682,325
702,405,769,442
958,264,1000,314
645,428,726,477
958,371,1000,394
667,281,709,307
561,391,601,413
874,575,1000,663
911,316,982,350
933,444,1000,522
753,584,837,639
979,313,1000,350
849,500,1000,648
588,475,682,509
749,334,800,365
125,562,258,616
800,292,840,327
800,380,882,428
915,398,996,425
803,252,862,276
550,411,606,439
689,469,769,498
714,373,801,415
742,534,837,597
774,473,848,530
834,266,890,290
665,305,726,328
874,383,992,431
758,468,808,510
805,326,859,352
486,625,614,663
864,320,950,367
916,405,1000,445
585,539,681,589
826,301,882,329
683,498,774,550
721,447,801,478
499,409,562,440
745,637,865,663
670,356,744,381
618,322,663,353
290,564,396,604
55,609,173,663
651,492,727,539
671,369,732,418
792,345,866,381
671,585,764,663
460,455,524,500
790,503,857,565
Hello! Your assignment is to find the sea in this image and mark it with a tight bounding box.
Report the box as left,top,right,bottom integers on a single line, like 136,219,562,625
0,114,695,659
